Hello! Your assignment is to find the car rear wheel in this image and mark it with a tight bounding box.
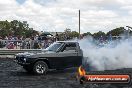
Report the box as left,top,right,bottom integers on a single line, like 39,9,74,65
33,61,48,75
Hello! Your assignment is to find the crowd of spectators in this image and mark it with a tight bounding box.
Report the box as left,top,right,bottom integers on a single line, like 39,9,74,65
0,32,60,49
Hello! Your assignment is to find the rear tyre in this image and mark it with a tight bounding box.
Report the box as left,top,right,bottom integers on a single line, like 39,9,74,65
33,61,48,75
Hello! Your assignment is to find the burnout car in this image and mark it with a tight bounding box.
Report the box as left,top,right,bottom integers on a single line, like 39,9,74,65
15,41,83,75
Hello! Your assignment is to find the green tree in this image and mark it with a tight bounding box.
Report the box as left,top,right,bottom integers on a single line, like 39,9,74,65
93,31,106,39
70,31,79,38
0,20,11,37
106,27,125,36
82,32,92,37
0,20,39,38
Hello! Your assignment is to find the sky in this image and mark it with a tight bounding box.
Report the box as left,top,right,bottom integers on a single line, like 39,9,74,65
0,0,132,33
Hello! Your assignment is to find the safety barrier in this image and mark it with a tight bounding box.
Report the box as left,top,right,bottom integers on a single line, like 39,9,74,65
0,49,42,55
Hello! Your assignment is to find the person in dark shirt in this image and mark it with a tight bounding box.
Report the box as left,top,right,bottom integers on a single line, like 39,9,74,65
55,32,59,41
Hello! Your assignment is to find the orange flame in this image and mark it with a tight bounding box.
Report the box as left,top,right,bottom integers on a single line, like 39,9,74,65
78,66,86,76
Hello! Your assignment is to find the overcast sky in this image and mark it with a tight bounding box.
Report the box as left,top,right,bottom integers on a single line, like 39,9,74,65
0,0,132,33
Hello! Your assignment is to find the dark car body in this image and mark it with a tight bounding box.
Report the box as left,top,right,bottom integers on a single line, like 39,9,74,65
15,41,83,71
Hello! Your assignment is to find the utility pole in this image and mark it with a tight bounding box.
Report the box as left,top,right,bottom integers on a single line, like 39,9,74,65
79,10,80,38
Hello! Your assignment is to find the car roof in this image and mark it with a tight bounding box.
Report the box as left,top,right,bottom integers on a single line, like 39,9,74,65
56,41,78,43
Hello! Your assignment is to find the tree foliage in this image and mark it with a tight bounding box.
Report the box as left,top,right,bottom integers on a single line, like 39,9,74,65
64,28,79,38
0,20,38,38
69,31,79,38
106,27,125,36
93,31,106,39
0,20,131,40
82,32,92,37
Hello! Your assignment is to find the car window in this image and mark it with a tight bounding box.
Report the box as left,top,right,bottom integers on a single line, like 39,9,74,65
46,42,63,52
61,43,77,52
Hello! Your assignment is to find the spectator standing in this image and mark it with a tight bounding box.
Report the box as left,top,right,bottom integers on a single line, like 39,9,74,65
0,36,2,48
55,32,59,41
44,39,49,48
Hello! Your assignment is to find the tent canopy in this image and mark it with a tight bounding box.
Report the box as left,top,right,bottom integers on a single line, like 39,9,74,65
40,32,53,36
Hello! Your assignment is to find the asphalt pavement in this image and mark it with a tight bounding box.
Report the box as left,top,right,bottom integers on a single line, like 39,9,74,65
0,58,132,88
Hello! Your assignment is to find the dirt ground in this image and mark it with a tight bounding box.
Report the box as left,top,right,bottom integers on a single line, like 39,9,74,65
0,58,131,88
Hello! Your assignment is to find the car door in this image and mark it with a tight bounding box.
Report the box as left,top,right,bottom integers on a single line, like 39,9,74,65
58,43,79,68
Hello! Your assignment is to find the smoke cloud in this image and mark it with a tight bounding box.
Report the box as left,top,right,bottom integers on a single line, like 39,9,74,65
78,36,132,71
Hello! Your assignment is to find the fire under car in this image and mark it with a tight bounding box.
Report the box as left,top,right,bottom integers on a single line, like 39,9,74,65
15,41,83,75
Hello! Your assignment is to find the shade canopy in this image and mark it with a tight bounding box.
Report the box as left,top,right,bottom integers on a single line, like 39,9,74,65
40,32,53,36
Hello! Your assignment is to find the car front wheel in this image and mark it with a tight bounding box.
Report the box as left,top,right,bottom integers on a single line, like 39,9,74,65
33,61,48,75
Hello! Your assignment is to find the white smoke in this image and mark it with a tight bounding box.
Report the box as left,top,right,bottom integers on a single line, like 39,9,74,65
78,36,132,71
